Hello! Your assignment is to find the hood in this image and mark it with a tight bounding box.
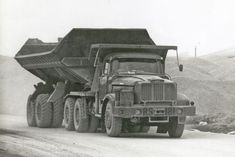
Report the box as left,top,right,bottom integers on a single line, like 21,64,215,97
111,75,173,86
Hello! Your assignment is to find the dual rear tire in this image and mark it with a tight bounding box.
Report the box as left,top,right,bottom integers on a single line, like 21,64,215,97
35,94,52,128
73,98,89,132
26,95,37,127
64,97,76,130
27,94,63,128
63,97,99,133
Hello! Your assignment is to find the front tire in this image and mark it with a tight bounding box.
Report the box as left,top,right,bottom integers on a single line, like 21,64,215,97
35,94,52,128
168,117,184,138
105,101,122,137
26,95,37,127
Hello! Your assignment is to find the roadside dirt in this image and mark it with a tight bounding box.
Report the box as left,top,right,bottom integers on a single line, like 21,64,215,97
0,114,235,157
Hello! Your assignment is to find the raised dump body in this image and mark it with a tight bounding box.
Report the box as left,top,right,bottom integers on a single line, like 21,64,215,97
16,28,196,137
15,28,155,85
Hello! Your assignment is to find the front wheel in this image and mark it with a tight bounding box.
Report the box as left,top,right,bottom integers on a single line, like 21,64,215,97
168,117,184,138
105,101,122,137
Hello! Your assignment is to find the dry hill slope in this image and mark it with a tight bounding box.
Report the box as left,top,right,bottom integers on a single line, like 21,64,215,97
0,54,235,117
166,55,235,115
0,55,40,115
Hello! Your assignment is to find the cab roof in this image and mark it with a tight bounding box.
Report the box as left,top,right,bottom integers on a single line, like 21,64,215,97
89,44,177,61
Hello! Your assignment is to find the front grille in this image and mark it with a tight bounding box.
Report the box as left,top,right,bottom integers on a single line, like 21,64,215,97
141,83,151,100
140,82,176,101
153,83,164,100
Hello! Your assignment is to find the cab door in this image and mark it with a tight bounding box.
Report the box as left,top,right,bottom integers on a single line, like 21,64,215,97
99,60,110,99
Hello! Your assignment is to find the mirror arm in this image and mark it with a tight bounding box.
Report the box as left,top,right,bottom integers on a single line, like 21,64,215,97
176,49,180,67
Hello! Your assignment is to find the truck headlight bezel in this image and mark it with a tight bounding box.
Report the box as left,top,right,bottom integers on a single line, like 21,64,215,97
113,85,134,106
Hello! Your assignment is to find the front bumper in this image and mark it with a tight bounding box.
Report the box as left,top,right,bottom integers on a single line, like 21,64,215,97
113,105,196,118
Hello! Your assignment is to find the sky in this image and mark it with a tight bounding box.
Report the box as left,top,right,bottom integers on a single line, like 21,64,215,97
1,0,235,57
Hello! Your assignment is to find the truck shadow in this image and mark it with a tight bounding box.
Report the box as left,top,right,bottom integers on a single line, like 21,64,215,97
119,133,170,139
116,130,206,139
0,128,23,136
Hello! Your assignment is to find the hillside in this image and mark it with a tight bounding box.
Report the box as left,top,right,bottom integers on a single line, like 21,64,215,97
166,55,235,115
204,47,235,58
0,53,235,117
165,54,235,133
0,55,40,115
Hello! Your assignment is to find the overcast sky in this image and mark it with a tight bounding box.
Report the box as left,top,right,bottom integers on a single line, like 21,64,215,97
1,0,235,57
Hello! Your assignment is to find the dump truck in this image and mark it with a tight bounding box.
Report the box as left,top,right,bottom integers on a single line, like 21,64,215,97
15,28,196,137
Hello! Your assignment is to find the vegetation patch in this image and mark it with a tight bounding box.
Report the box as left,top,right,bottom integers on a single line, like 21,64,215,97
186,113,235,134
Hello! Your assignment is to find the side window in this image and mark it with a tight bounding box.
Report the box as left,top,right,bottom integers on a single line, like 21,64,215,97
156,60,164,74
104,61,110,75
112,59,119,73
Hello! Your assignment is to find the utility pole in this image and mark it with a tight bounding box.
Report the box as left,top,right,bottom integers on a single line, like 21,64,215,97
194,46,197,58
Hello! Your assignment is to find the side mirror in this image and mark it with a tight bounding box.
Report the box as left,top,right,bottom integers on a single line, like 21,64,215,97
179,64,183,72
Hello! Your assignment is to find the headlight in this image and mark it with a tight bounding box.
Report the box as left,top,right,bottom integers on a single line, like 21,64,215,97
119,90,134,106
113,86,134,106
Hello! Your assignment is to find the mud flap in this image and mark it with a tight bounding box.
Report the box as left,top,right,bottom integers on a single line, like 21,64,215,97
47,82,65,103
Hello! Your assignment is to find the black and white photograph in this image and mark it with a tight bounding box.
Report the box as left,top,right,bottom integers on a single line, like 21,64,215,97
0,0,235,156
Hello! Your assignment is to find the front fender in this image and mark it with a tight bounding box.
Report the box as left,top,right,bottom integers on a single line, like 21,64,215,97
103,93,115,103
177,93,190,106
101,93,116,115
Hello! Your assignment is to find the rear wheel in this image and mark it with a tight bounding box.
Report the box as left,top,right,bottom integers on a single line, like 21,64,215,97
35,94,52,128
168,117,184,138
51,98,64,128
73,98,89,132
105,101,122,137
26,95,37,127
64,97,76,130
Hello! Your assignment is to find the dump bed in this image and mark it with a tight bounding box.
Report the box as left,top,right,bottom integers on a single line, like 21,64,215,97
15,28,155,85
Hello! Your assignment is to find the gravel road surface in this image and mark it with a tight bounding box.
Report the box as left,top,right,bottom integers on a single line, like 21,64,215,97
0,114,234,157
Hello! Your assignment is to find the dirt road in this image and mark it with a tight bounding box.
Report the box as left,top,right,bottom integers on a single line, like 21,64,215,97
0,114,234,157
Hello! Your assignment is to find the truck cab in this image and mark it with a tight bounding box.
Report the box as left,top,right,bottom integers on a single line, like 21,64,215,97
84,44,196,137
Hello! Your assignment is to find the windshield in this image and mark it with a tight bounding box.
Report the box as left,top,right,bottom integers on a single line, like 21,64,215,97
111,58,164,75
